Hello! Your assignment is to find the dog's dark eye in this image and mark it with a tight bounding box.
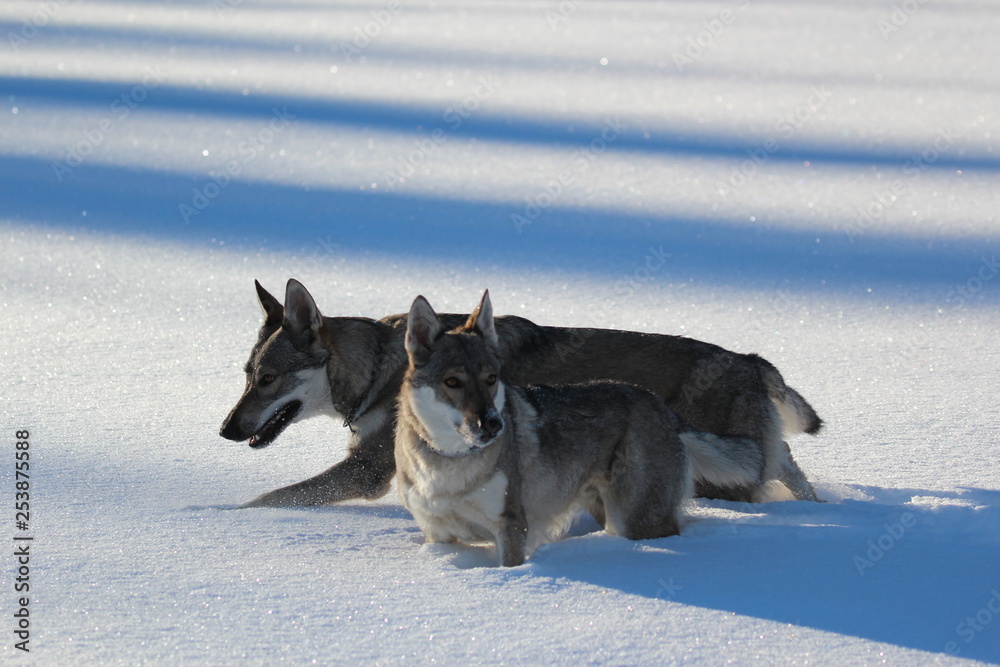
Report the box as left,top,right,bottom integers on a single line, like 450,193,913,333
485,374,497,386
444,377,463,389
259,374,276,386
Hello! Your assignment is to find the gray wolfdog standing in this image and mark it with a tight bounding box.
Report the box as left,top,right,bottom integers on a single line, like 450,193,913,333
396,291,694,566
220,279,822,507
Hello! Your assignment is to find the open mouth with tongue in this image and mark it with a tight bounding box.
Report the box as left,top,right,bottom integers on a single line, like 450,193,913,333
248,400,302,449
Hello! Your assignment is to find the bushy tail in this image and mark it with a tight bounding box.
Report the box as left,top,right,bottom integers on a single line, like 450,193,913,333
679,431,764,488
778,386,823,435
755,354,823,436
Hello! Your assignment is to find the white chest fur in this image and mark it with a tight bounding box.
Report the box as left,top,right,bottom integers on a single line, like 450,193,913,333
396,425,509,544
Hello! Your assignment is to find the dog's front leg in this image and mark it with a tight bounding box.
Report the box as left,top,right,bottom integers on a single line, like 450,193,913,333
495,506,528,567
240,455,393,507
241,417,396,508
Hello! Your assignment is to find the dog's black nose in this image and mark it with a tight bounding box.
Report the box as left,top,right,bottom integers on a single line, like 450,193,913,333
480,412,504,438
219,415,243,441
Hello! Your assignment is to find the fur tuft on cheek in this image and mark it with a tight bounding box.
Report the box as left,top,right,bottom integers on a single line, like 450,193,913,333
494,382,506,414
408,386,479,456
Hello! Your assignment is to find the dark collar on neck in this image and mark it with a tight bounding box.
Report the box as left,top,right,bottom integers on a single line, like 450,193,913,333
342,326,384,432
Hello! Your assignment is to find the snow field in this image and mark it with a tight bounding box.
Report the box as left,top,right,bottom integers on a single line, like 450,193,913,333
2,0,999,664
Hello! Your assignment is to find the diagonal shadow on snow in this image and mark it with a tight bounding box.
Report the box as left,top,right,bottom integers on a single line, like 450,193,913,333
1,154,995,300
4,74,1000,172
501,486,1000,662
4,21,1000,99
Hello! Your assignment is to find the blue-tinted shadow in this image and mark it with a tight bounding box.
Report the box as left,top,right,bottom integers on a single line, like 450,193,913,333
5,74,1000,172
0,154,994,298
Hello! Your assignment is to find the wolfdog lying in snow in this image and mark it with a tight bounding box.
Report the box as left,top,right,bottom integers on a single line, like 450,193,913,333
220,280,821,508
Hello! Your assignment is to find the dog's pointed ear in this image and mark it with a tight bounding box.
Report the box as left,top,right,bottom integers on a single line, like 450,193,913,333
406,295,442,363
255,280,284,327
466,290,498,348
283,279,323,350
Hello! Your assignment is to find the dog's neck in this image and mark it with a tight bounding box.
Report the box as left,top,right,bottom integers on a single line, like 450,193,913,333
321,317,405,429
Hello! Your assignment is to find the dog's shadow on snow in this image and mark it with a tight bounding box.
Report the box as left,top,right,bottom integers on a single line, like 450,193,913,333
440,485,1000,662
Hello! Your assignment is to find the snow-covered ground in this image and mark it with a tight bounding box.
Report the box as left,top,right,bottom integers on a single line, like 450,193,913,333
2,0,999,664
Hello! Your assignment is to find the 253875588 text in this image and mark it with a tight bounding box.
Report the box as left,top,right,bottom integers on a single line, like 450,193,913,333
13,429,32,653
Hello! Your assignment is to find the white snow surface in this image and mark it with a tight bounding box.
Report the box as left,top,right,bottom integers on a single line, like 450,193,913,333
2,0,999,664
